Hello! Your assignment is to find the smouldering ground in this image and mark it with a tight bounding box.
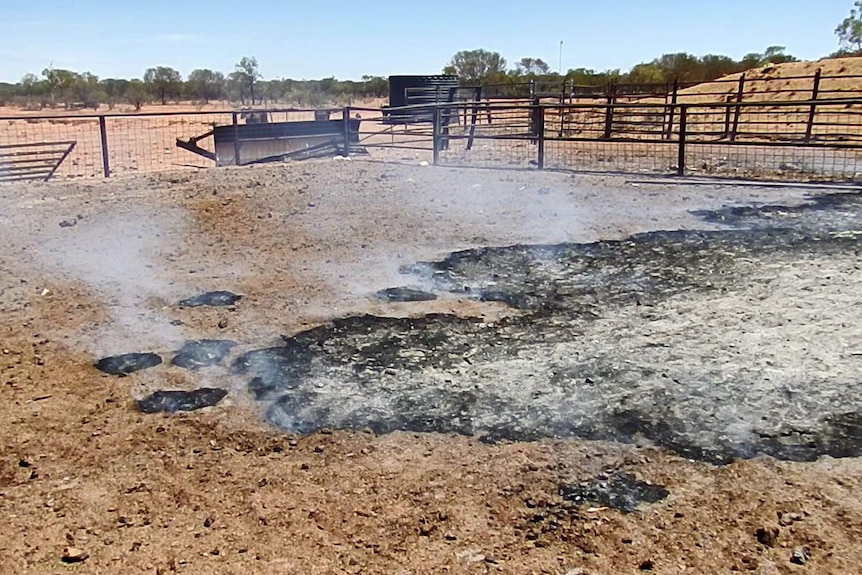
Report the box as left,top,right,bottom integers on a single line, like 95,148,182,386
2,161,862,574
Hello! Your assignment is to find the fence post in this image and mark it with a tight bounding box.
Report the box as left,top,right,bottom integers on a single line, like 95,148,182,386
723,95,733,139
537,105,545,169
231,112,241,166
432,106,441,166
677,106,687,176
603,81,616,139
805,68,822,142
98,115,110,178
664,78,679,140
466,87,481,151
730,73,746,142
342,107,351,155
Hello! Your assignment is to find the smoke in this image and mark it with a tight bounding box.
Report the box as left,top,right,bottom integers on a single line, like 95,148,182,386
38,210,190,357
292,168,595,308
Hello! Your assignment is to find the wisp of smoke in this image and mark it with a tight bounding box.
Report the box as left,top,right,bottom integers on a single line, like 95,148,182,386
39,210,189,356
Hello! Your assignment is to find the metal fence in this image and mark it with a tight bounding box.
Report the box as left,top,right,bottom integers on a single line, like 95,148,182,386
422,98,862,180
2,97,862,183
0,108,329,182
479,70,862,105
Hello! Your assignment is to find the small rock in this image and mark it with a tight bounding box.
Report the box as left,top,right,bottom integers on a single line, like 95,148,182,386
790,546,810,565
178,291,242,308
313,445,324,453
217,319,228,329
419,161,430,167
639,559,654,571
756,526,779,547
95,352,162,376
375,287,437,303
61,547,89,563
59,220,77,228
778,512,804,527
779,162,802,172
136,388,228,414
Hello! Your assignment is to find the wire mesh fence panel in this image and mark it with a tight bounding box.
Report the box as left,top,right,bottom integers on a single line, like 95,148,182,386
105,113,232,175
684,143,862,180
544,140,678,174
810,102,862,144
438,136,538,169
0,116,103,179
546,107,607,138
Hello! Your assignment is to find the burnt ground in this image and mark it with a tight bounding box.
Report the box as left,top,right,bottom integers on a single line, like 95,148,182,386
2,161,862,574
240,191,862,464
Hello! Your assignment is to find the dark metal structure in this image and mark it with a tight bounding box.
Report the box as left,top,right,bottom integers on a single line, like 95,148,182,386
383,75,460,124
177,116,361,166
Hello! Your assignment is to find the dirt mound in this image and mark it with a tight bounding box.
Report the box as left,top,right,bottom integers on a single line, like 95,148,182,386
679,57,862,103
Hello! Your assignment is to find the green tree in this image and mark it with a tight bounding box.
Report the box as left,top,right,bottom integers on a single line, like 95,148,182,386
235,57,261,105
762,46,798,64
515,57,551,76
444,49,507,84
41,66,64,105
126,79,149,111
837,1,862,53
100,78,130,110
68,72,102,108
696,55,738,81
20,73,41,100
627,62,664,83
360,75,389,99
143,66,182,105
227,71,246,104
187,69,225,103
652,53,701,82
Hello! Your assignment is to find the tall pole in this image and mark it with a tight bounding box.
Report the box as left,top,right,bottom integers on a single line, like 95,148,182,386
559,41,563,74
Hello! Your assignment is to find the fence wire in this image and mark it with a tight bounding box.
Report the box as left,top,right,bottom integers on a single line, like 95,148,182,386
105,113,232,175
2,96,862,183
1,116,102,179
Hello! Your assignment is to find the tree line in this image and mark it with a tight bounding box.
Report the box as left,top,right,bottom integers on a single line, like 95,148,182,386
0,47,802,112
445,46,800,91
0,56,389,111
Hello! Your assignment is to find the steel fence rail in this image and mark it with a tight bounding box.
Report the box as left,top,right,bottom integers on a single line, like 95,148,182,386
2,96,862,183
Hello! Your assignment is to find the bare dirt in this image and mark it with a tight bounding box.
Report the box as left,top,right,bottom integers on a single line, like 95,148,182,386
2,161,862,574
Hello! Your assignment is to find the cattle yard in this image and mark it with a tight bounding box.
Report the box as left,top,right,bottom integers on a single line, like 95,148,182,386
2,60,862,574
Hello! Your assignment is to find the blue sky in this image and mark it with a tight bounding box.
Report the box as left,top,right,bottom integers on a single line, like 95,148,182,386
0,0,854,82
